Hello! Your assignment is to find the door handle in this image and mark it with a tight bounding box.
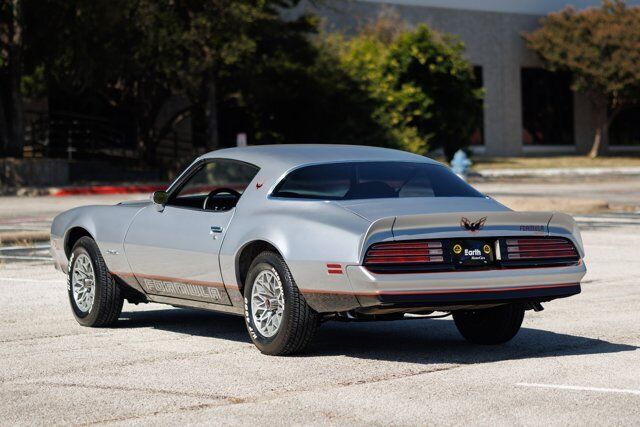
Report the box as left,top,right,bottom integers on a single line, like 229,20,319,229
210,226,224,234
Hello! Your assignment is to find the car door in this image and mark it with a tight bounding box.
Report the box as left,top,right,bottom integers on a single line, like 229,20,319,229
123,158,259,305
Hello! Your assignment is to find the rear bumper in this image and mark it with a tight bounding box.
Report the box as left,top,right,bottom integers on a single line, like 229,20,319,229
345,261,586,309
360,283,580,308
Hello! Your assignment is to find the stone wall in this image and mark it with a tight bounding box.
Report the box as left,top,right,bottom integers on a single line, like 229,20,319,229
0,158,69,188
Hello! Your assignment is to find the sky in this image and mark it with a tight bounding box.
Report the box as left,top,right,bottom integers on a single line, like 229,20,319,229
361,0,640,15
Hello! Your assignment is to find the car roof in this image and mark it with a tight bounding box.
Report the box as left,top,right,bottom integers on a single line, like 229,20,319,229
199,144,439,172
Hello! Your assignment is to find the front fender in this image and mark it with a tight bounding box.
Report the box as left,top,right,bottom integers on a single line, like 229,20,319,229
50,204,145,274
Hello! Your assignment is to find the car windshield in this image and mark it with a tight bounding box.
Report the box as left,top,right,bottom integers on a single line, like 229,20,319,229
272,161,484,200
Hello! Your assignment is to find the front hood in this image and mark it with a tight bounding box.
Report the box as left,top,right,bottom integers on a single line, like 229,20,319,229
336,197,509,222
118,199,152,207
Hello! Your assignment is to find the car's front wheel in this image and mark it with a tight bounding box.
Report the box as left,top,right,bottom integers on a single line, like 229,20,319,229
243,251,320,355
68,236,124,327
453,303,525,344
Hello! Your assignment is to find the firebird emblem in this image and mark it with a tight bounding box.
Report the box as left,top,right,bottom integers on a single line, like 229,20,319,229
460,217,486,233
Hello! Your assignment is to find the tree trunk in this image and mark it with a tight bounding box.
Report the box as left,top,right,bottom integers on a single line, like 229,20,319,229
203,73,219,151
6,0,24,158
588,106,622,159
588,122,606,159
0,92,8,155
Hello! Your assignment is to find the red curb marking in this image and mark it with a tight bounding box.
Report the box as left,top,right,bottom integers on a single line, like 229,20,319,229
53,185,167,197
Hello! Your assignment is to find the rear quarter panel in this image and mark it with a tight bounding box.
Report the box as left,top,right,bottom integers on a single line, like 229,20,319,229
548,212,585,257
220,199,372,309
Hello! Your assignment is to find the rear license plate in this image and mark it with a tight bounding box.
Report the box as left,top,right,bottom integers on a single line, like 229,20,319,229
451,240,494,267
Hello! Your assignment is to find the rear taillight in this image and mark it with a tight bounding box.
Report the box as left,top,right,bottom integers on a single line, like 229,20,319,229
502,238,578,261
363,237,580,274
364,241,444,265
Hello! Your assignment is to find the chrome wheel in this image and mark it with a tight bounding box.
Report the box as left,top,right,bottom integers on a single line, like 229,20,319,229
72,254,95,313
250,269,285,338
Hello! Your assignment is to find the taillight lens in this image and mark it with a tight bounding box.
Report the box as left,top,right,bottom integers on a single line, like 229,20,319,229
364,241,444,265
502,238,578,260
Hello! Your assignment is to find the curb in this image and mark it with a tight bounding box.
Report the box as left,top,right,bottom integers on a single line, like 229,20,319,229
52,184,166,197
1,184,167,197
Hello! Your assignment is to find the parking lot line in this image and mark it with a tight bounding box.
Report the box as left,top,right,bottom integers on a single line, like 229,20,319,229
516,383,640,396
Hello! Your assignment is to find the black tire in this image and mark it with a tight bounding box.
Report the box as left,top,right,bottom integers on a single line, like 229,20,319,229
67,236,124,327
453,303,525,345
243,251,320,355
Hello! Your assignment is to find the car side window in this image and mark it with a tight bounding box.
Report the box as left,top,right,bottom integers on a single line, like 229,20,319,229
167,159,259,210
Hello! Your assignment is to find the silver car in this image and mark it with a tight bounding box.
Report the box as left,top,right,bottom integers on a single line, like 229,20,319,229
51,145,586,355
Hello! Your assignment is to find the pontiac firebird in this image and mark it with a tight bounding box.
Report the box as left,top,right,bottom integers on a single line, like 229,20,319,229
50,145,587,355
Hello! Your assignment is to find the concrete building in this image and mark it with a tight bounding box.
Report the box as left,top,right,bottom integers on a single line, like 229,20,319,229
309,0,640,156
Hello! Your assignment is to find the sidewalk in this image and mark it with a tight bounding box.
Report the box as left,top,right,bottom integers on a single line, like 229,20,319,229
476,166,640,178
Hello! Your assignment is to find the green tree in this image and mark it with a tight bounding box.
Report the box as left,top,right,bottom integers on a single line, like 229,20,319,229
9,1,481,168
388,26,482,159
525,0,640,157
234,17,396,148
19,0,321,165
329,28,421,152
21,0,169,163
334,15,482,159
0,0,25,157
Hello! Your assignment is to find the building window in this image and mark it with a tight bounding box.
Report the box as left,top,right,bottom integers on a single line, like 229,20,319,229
521,68,574,146
610,107,640,146
470,66,484,146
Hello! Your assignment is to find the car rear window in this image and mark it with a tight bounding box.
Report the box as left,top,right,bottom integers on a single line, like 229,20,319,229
272,162,483,200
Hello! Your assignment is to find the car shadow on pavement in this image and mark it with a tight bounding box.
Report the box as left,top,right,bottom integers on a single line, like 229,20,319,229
118,308,251,344
117,308,637,364
311,318,638,365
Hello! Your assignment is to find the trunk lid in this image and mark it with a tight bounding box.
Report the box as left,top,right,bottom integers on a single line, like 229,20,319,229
337,197,508,222
391,210,552,241
341,198,555,259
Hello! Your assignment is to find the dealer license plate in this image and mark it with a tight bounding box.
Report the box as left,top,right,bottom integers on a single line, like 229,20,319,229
451,240,494,267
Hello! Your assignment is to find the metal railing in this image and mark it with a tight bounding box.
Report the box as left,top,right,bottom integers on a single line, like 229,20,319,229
23,111,134,161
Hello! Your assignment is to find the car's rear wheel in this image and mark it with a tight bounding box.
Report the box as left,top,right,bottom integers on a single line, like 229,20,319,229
453,303,525,344
68,236,123,327
243,251,320,355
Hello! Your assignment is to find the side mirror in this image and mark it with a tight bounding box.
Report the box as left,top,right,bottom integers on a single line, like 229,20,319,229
152,190,168,212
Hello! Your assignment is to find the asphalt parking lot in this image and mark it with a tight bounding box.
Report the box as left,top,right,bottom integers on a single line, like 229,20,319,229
0,193,639,425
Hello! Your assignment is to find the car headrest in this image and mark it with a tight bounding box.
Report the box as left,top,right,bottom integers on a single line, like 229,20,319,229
345,181,397,199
